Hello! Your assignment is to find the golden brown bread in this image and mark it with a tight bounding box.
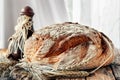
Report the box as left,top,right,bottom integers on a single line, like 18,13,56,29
23,22,114,70
0,49,7,54
0,49,8,62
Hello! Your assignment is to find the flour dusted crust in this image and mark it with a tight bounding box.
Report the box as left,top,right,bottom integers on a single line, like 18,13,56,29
24,22,114,70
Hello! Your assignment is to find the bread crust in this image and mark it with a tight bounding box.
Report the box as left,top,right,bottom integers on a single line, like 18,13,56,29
24,22,114,70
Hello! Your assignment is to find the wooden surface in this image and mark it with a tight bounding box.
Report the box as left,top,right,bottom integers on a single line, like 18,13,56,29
55,49,120,80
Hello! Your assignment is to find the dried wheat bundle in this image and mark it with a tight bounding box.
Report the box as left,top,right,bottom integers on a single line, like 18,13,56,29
10,62,89,80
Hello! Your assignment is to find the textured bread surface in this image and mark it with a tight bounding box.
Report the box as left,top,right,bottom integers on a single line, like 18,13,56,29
24,22,114,70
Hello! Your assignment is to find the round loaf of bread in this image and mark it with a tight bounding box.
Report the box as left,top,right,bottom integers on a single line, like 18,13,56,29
24,22,114,70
